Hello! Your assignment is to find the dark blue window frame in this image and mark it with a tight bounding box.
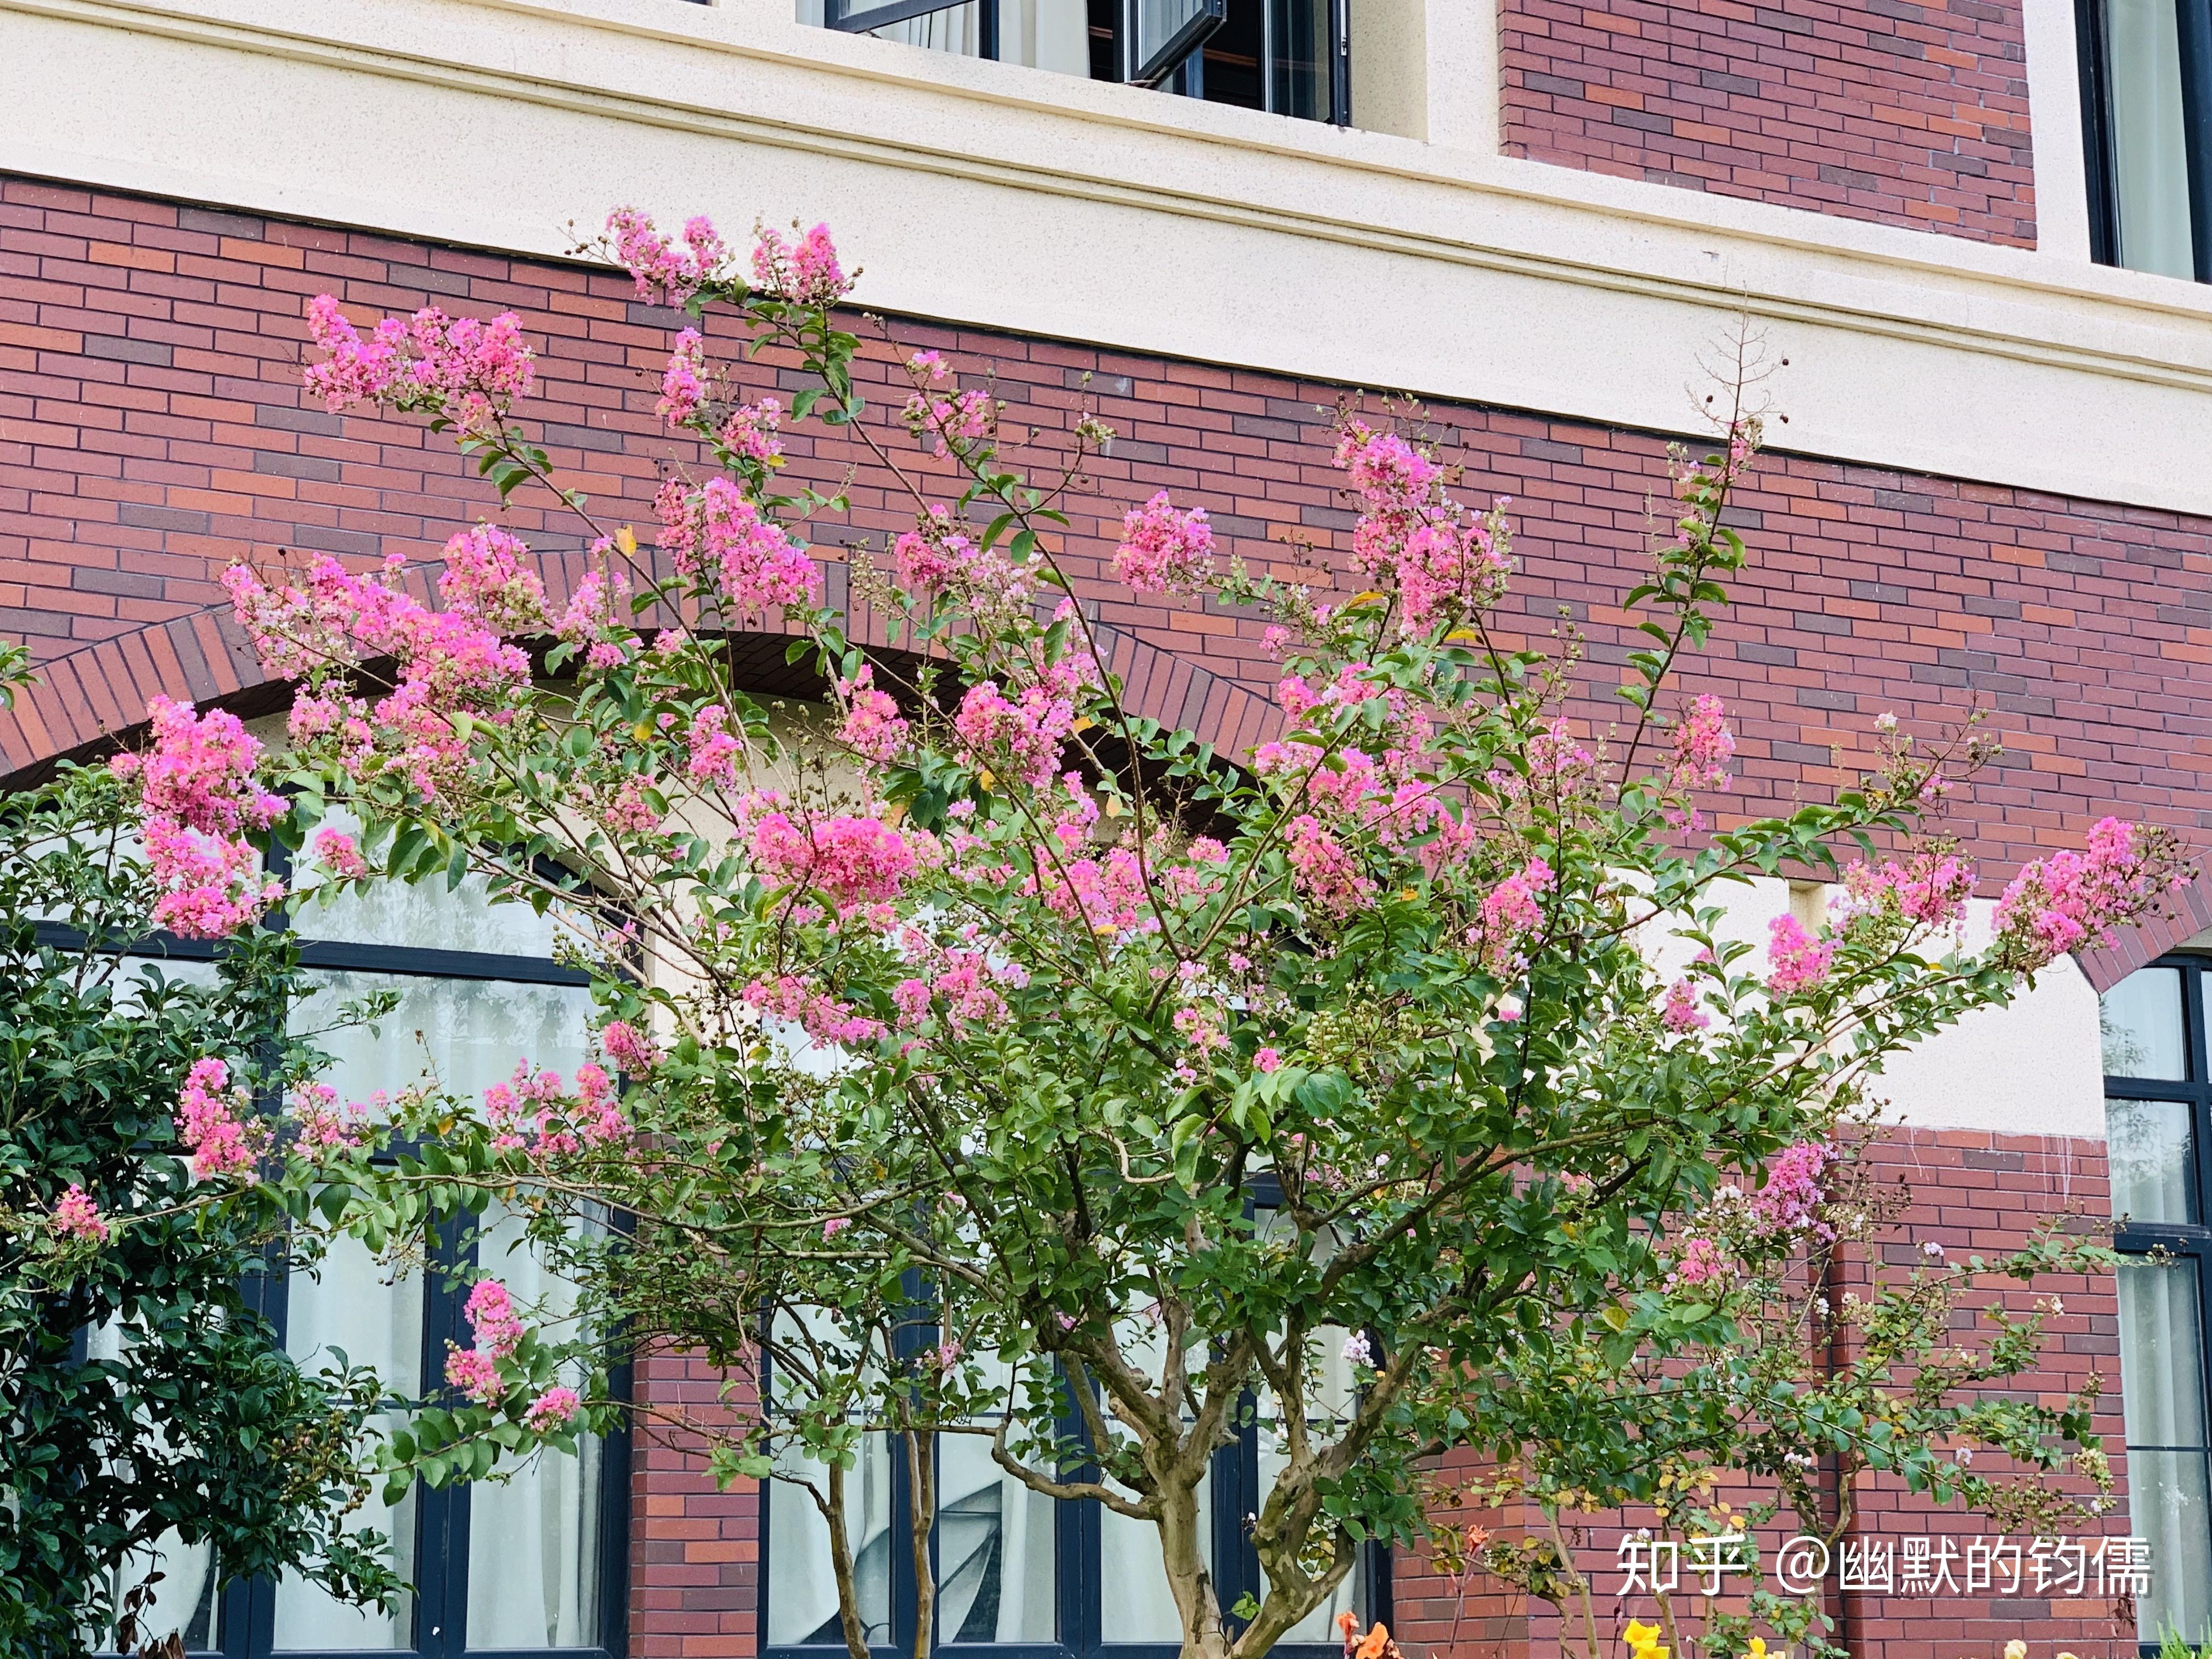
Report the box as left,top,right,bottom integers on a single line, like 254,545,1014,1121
67,902,632,1659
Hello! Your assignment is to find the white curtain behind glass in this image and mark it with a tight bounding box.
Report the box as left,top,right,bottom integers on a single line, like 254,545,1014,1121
465,1199,605,1649
83,1324,221,1654
1258,1331,1360,1640
2107,0,2196,279
936,1355,1057,1641
2118,1256,2212,1640
794,0,1088,73
1096,1316,1209,1642
272,1235,423,1650
766,1435,898,1644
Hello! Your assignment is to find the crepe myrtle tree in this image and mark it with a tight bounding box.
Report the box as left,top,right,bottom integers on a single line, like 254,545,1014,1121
104,208,2188,1659
0,659,403,1657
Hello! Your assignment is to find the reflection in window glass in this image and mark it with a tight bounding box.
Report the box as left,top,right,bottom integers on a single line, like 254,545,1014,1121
1267,0,1329,120
2118,1257,2212,1640
273,1235,421,1650
2104,0,2196,279
936,1432,1057,1640
290,809,572,957
1097,1470,1210,1642
792,0,1091,74
296,972,594,1111
2109,1097,2197,1224
2104,965,2186,1079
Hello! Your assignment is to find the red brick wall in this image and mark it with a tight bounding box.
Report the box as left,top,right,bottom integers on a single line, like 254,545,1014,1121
0,176,2172,1656
1498,0,2036,246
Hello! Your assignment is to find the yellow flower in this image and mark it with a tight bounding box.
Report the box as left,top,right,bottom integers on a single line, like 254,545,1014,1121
1624,1622,1664,1656
2004,1643,2027,1659
1745,1640,1769,1659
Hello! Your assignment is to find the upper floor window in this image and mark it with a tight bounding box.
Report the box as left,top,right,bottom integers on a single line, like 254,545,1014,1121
2102,957,2212,1644
2078,0,2205,278
799,0,1349,124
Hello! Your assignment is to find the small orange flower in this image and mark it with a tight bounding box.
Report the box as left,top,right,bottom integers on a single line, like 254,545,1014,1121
1357,1622,1393,1659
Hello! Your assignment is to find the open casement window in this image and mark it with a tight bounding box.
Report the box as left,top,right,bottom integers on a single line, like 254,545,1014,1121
2077,0,2212,278
91,842,630,1659
2101,958,2212,1647
759,1300,1373,1656
797,0,1346,122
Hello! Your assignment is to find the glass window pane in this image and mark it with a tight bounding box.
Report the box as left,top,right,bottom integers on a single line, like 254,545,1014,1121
2106,0,2197,279
2103,966,2186,1079
465,1199,607,1649
272,1234,422,1650
291,810,571,956
1268,0,1329,119
297,972,595,1107
1097,1471,1210,1643
2120,1255,2212,1639
1258,1330,1359,1641
1130,0,1218,81
936,1432,1057,1641
766,1436,897,1645
2109,1097,2197,1224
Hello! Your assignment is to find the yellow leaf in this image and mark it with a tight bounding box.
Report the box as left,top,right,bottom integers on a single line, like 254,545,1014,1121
978,770,996,792
615,526,639,556
1073,717,1095,733
1103,796,1125,817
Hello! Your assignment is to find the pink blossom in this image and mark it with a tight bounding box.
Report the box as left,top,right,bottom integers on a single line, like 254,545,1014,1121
142,819,283,939
605,206,726,303
120,696,284,838
686,704,746,788
312,827,370,882
837,664,908,764
719,398,783,466
52,1184,109,1244
1286,815,1373,918
289,1081,367,1152
1669,694,1735,793
953,680,1074,789
524,1385,582,1431
658,478,821,618
751,222,853,306
1837,851,1973,934
1113,492,1215,595
822,1216,852,1239
743,976,886,1045
752,812,916,909
893,978,933,1025
1254,1047,1282,1073
175,1057,261,1180
1748,1141,1833,1238
903,384,994,458
1764,913,1833,997
1464,857,1555,969
304,297,534,435
1994,817,2174,968
658,328,708,424
437,523,548,634
445,1346,503,1405
1669,1235,1729,1289
466,1278,524,1358
1661,978,1708,1032
600,1019,661,1074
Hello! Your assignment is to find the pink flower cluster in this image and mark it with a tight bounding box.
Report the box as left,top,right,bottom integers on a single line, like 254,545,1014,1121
1333,421,1511,632
111,697,287,938
1764,913,1833,997
483,1062,628,1158
902,358,994,459
686,704,746,788
303,296,534,435
743,975,886,1045
1112,492,1216,595
1660,978,1708,1032
751,222,852,306
176,1056,262,1180
445,1276,527,1405
658,328,708,424
438,523,549,635
313,827,371,881
891,939,1024,1031
1669,694,1735,793
1464,857,1555,970
953,680,1075,788
1286,815,1374,919
1994,817,2175,968
751,811,918,910
656,477,822,619
892,510,986,596
836,664,909,764
52,1184,109,1244
524,1385,582,1431
1748,1141,1834,1239
600,1019,662,1075
1837,851,1973,935
288,1081,368,1152
720,398,784,466
605,206,728,304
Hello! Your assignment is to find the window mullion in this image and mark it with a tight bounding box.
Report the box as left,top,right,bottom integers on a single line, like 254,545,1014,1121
2172,0,2212,279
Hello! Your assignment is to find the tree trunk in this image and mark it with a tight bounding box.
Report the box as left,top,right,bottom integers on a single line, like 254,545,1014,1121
1155,1471,1234,1659
824,1460,873,1659
905,1427,936,1659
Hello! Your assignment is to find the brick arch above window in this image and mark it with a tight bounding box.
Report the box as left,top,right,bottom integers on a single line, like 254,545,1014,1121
0,549,1290,791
